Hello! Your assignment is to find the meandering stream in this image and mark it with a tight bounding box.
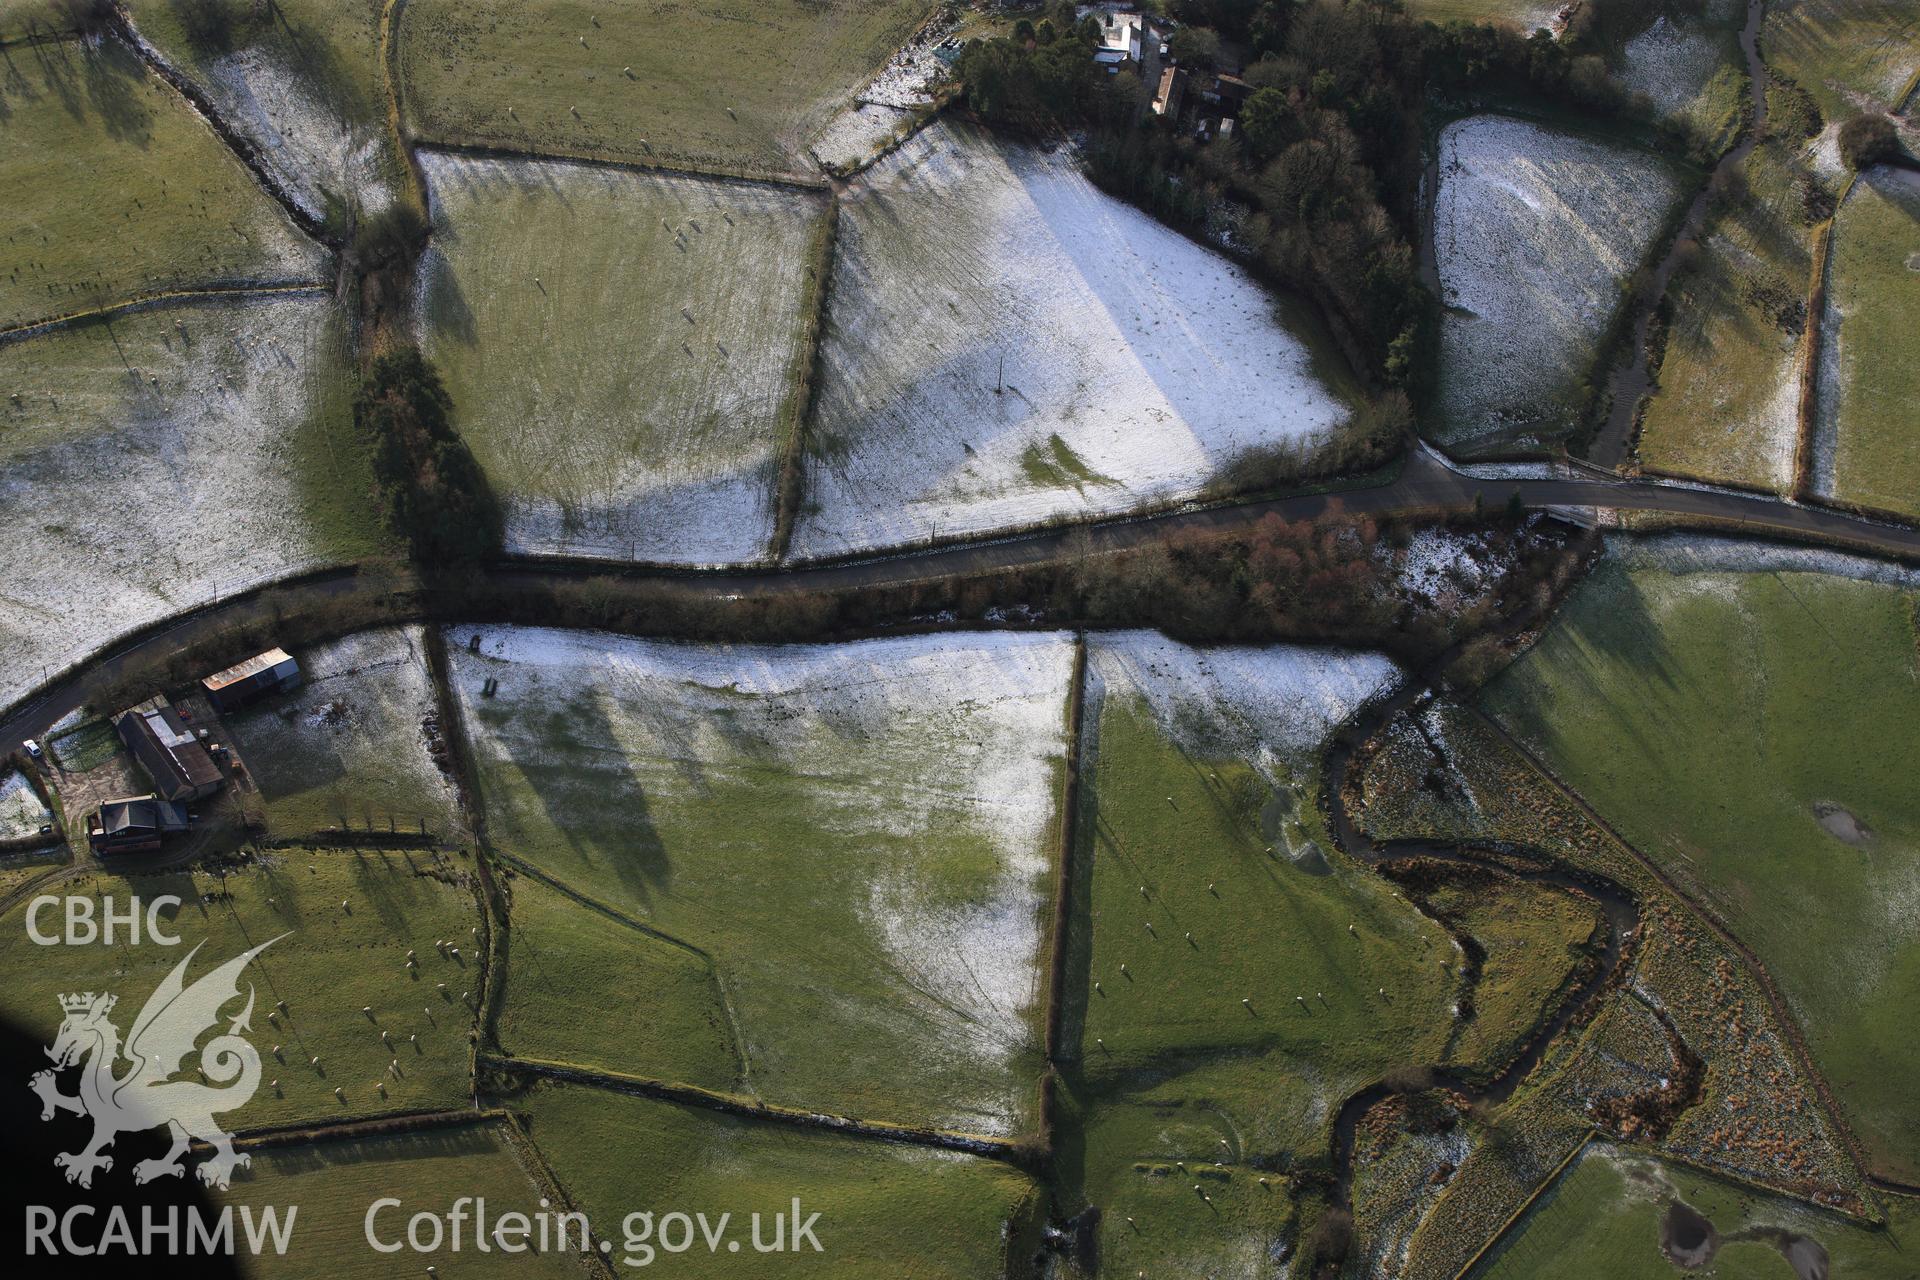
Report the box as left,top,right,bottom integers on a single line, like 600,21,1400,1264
1318,677,1644,1209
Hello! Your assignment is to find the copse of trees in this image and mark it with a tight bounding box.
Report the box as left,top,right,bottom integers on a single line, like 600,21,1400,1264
1838,113,1900,171
354,346,503,568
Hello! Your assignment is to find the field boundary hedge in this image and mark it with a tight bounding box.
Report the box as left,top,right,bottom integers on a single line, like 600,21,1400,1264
483,1054,1037,1168
1446,1128,1596,1280
0,281,333,349
422,626,507,1102
496,1108,618,1280
1036,632,1087,1152
108,7,338,248
1790,207,1839,501
768,190,841,561
406,138,829,195
225,1105,501,1152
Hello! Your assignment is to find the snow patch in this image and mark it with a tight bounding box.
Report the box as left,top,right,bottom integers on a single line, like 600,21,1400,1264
1088,630,1401,781
205,48,392,221
0,297,355,712
0,771,51,842
1617,16,1729,118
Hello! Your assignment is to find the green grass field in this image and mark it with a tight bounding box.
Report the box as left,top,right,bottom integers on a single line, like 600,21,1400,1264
397,0,932,179
450,628,1070,1137
224,628,464,840
1823,166,1920,518
121,0,405,226
0,853,483,1129
1473,1142,1920,1278
1070,696,1454,1162
416,150,826,564
1483,546,1920,1181
0,0,82,44
1417,869,1603,1079
1051,642,1468,1270
518,1081,1042,1277
493,869,739,1090
1763,0,1919,122
1638,142,1812,490
0,37,326,330
1399,0,1561,30
220,1122,580,1279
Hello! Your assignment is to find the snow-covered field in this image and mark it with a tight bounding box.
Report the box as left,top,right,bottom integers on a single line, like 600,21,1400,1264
0,770,51,842
0,296,370,713
810,102,920,174
205,48,393,221
447,626,1075,1132
224,627,462,837
1087,631,1400,780
1431,115,1683,451
416,152,824,565
792,121,1354,558
1616,9,1734,118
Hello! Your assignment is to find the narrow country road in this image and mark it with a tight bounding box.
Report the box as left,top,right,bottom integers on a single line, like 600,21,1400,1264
7,449,1920,750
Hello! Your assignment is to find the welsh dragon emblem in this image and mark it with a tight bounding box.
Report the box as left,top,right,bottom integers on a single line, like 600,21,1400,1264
29,935,285,1190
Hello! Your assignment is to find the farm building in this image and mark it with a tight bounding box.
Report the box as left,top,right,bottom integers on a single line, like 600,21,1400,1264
86,794,190,855
202,647,302,712
1090,9,1144,65
1152,65,1187,117
113,696,223,802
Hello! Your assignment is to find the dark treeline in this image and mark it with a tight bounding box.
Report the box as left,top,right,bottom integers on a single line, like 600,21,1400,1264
354,347,503,569
958,1,1655,390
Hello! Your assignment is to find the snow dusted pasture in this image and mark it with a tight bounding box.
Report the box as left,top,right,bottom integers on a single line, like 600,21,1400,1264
416,152,825,565
0,297,380,713
1431,115,1684,452
120,0,399,223
1087,630,1401,782
202,48,393,222
793,122,1355,558
1617,11,1735,118
806,4,964,173
448,626,1074,1134
809,102,921,175
224,627,462,839
0,770,51,843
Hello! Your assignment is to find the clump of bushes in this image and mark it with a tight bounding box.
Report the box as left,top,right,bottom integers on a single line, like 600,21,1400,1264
354,347,502,569
1838,113,1900,171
